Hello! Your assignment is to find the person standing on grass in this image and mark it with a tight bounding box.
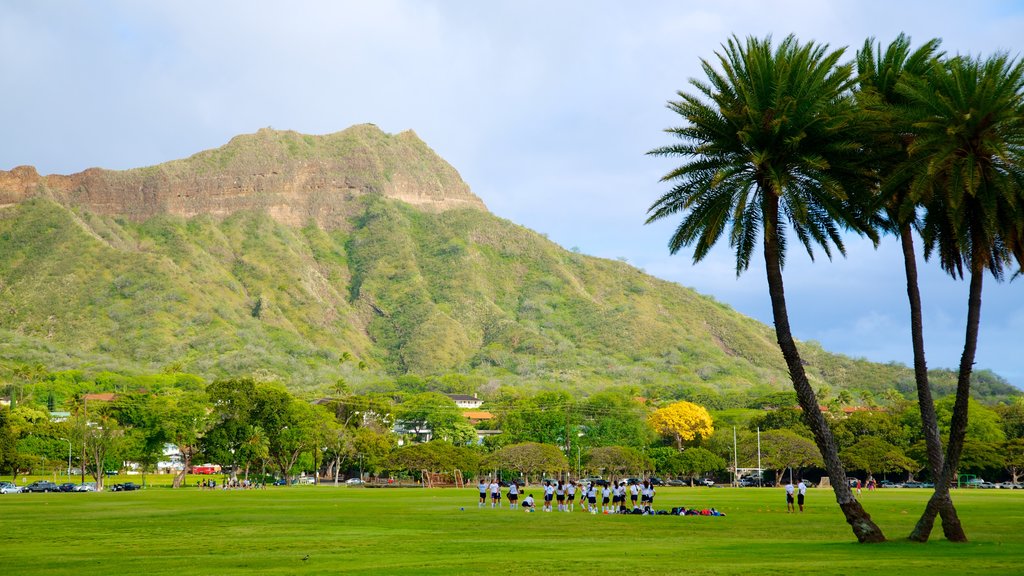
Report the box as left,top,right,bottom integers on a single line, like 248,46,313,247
587,482,598,513
601,484,611,513
508,481,519,510
490,479,501,508
630,480,640,508
567,481,577,512
478,478,488,508
543,481,554,512
555,481,566,512
614,482,626,512
785,481,795,513
798,480,807,512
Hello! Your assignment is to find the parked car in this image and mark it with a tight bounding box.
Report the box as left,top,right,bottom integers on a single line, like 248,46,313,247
879,480,900,488
903,481,925,488
25,481,60,493
344,477,364,485
74,482,97,492
293,477,316,485
273,478,288,486
666,479,687,487
648,477,665,486
0,481,23,494
978,482,999,489
110,482,141,492
58,482,78,492
738,477,763,487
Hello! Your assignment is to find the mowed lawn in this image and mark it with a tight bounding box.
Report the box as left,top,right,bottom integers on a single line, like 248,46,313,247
1,485,1021,575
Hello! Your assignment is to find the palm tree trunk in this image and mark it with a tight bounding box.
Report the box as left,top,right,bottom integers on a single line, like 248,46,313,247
762,195,885,543
910,261,983,543
899,226,965,542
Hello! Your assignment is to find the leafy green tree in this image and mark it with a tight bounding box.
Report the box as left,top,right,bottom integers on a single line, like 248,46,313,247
831,410,911,452
995,400,1024,440
584,446,649,479
935,397,1006,444
80,413,125,490
484,442,568,484
152,390,210,488
353,426,397,477
108,393,171,487
648,34,884,541
677,447,727,485
1003,438,1024,484
387,441,479,479
399,392,474,444
754,429,823,487
492,391,578,448
899,51,1024,541
840,436,917,479
0,406,17,476
252,383,317,484
580,390,653,449
749,408,810,437
957,440,1003,478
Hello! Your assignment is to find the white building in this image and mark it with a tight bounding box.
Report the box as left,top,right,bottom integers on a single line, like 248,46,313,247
445,394,483,409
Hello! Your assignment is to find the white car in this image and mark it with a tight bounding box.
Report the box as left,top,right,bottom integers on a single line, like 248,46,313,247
74,482,97,492
345,477,364,485
0,481,23,494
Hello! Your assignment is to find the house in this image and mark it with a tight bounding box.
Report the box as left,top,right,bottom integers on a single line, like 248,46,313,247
445,394,483,409
462,410,494,425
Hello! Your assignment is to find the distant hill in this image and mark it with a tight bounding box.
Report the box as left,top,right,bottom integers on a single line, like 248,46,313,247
0,126,1017,400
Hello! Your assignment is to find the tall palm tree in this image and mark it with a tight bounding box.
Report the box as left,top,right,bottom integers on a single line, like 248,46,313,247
854,34,966,542
647,35,885,543
898,51,1024,541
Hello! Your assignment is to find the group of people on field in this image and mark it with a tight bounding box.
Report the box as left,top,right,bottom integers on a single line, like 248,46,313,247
477,478,658,514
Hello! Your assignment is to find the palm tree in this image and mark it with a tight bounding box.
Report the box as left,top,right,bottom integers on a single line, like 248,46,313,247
898,52,1024,541
647,35,885,543
854,34,966,542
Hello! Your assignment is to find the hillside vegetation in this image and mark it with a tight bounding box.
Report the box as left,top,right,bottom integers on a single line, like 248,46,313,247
0,128,1016,400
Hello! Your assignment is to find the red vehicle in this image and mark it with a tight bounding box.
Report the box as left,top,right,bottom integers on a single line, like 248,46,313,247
191,464,221,475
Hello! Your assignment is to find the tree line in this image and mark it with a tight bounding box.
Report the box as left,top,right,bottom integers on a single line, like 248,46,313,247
2,375,1021,495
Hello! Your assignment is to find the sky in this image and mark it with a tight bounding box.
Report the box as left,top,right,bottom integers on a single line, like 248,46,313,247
1,1,1022,388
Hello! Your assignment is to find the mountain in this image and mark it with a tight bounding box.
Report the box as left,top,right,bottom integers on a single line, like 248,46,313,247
0,126,1017,400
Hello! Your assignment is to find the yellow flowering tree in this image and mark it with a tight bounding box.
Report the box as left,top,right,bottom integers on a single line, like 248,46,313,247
648,401,713,450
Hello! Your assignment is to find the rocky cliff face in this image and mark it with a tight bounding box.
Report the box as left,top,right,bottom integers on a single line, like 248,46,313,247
0,124,487,228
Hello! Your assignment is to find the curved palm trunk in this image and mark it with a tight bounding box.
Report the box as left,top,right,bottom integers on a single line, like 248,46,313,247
899,226,965,542
911,262,983,542
762,196,885,543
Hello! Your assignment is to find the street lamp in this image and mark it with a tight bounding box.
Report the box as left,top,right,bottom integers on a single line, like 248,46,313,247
58,437,71,479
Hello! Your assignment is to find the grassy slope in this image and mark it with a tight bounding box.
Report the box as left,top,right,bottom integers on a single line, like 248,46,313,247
0,487,1021,575
0,196,1015,400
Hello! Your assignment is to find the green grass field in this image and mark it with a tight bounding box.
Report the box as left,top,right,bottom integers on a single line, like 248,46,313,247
1,485,1021,575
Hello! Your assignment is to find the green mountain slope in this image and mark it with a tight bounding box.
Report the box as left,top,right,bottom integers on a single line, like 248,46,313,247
0,128,1016,400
